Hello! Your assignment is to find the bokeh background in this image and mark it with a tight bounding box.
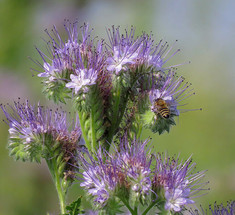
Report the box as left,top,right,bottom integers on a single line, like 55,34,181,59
0,0,234,214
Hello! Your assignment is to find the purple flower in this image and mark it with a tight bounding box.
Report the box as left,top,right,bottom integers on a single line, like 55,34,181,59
65,69,97,94
137,34,180,71
79,138,153,208
79,148,124,207
165,188,194,211
35,21,104,85
1,100,81,162
106,26,142,75
150,70,194,117
36,21,80,79
189,201,235,215
153,154,207,212
115,138,152,199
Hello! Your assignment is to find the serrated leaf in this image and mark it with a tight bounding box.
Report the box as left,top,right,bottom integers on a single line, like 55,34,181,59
103,197,124,215
64,196,84,215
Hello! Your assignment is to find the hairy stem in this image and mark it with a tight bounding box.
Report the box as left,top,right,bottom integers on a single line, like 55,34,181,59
55,166,66,214
46,158,66,214
142,200,158,215
120,198,136,215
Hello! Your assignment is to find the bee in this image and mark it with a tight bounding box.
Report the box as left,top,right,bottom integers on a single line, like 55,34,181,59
152,98,170,119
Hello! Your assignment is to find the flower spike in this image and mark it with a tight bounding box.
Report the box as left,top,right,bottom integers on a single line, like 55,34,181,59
137,34,181,71
1,100,81,164
34,21,106,103
152,153,207,212
106,26,143,75
189,201,235,215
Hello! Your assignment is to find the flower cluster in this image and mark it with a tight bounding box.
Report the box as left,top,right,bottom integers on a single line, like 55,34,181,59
153,154,207,212
1,100,81,165
2,21,225,215
189,201,235,215
34,21,194,144
105,26,180,75
35,21,182,92
35,21,106,103
77,138,206,213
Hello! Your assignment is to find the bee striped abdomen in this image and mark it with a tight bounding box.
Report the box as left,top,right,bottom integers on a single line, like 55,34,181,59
159,107,170,118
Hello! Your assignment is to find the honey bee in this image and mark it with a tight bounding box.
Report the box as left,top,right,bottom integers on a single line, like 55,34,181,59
152,98,170,119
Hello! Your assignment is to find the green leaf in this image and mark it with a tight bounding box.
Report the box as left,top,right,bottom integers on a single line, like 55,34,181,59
64,196,84,215
142,110,177,134
103,197,124,215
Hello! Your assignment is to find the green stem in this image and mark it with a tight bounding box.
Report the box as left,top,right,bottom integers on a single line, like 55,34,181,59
142,199,158,215
120,199,136,215
55,168,66,214
158,210,172,215
135,116,143,140
137,125,143,139
134,206,138,214
46,158,66,214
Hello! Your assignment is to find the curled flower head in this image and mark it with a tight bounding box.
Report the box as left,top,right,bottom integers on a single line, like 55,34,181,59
79,148,125,208
106,26,142,75
34,21,106,103
115,137,152,200
78,138,154,209
142,70,195,134
189,201,235,215
1,100,81,163
38,21,94,78
65,39,105,95
137,34,180,71
152,153,207,212
150,70,194,117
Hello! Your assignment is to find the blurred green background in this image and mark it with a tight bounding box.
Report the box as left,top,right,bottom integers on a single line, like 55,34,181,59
0,0,234,214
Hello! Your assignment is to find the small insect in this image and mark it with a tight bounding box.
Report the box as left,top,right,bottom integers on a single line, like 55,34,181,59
153,98,170,119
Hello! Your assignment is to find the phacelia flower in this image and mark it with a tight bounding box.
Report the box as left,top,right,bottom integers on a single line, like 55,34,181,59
65,69,97,94
34,21,106,103
36,21,80,79
153,153,207,212
78,138,154,209
115,137,152,200
1,100,81,163
137,34,180,71
79,148,125,208
39,21,95,77
106,26,142,75
150,70,194,117
189,201,235,215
